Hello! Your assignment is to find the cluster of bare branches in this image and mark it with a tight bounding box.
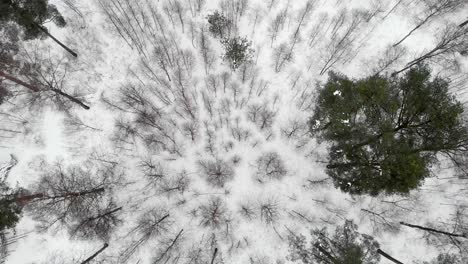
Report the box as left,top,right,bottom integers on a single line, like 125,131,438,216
198,197,232,232
254,152,287,183
317,8,372,75
22,160,123,237
119,207,172,263
198,159,235,188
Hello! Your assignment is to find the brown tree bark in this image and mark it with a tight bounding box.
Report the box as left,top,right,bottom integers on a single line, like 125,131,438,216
0,71,40,92
14,187,105,206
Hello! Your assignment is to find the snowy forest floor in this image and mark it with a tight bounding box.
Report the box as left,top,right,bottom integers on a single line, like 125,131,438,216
1,0,468,263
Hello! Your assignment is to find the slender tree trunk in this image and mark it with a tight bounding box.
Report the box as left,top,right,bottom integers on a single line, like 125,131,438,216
35,24,78,58
14,193,45,205
400,221,467,238
210,248,218,264
81,243,109,264
154,229,183,263
377,249,404,264
0,71,40,92
0,71,90,110
50,88,90,110
460,19,468,28
75,187,105,197
14,187,105,205
88,207,122,222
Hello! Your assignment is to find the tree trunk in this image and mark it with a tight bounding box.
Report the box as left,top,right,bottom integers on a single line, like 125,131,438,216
0,71,89,110
81,243,109,264
393,11,437,47
35,24,78,58
87,207,122,222
14,193,45,205
377,249,404,264
210,248,218,264
50,88,90,110
0,71,40,92
14,187,105,205
400,221,467,238
326,162,380,169
460,19,468,28
75,187,105,197
154,229,183,263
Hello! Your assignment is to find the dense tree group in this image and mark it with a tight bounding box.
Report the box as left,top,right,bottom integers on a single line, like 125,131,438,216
310,65,468,195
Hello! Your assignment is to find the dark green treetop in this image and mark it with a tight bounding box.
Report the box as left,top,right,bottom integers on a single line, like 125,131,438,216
221,36,253,70
0,0,66,40
310,65,468,195
207,10,231,38
288,220,380,264
0,157,21,231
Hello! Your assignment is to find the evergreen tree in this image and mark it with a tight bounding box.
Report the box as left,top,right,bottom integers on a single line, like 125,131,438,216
0,0,76,57
207,11,231,38
0,156,21,232
221,36,253,70
310,65,468,195
287,220,380,264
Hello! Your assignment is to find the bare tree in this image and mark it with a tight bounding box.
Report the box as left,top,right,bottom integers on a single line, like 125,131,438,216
274,0,315,72
259,198,280,225
369,45,407,76
152,228,184,264
81,243,109,264
69,201,122,241
393,0,466,47
268,10,288,47
199,27,216,74
255,152,287,182
198,159,235,188
247,103,276,131
400,206,468,257
1,45,90,110
119,208,172,263
319,9,371,75
393,23,468,75
199,197,232,231
22,160,122,233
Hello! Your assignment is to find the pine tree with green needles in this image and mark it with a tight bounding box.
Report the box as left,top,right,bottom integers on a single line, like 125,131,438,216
0,0,76,57
310,65,468,196
221,36,253,70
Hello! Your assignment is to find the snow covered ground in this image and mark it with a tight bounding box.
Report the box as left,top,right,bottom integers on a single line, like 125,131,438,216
2,0,468,263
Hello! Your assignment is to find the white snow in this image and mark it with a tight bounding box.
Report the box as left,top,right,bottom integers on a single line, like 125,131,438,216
1,0,467,263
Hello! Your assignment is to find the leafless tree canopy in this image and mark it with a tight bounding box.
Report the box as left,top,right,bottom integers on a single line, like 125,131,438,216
198,159,235,188
255,152,287,182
